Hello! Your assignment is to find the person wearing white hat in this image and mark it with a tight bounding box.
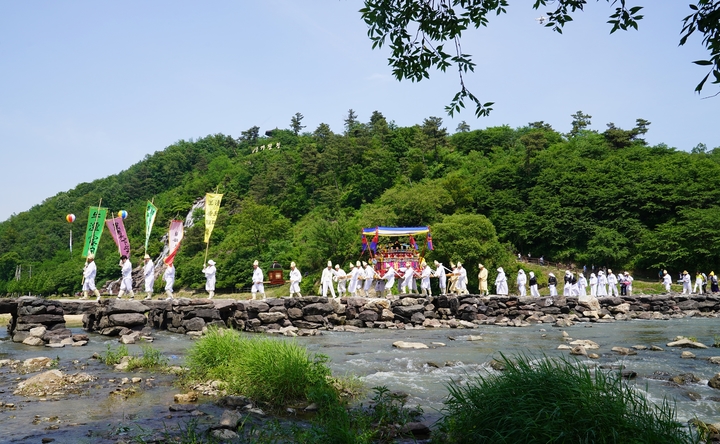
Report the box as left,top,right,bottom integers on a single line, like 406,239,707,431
578,273,588,297
495,267,508,296
334,264,347,297
163,263,175,300
596,271,608,296
477,264,489,296
456,262,468,295
251,260,264,299
347,262,358,296
516,269,527,297
563,271,572,296
434,260,448,295
321,260,337,298
143,254,155,300
662,270,672,293
607,269,619,297
203,260,217,299
529,271,540,297
401,261,415,294
420,260,433,296
356,261,367,296
363,262,374,297
81,254,101,301
289,261,302,297
117,255,135,299
589,273,598,296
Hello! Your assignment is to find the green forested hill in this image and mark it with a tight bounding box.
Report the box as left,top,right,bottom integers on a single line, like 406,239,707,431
1,113,719,296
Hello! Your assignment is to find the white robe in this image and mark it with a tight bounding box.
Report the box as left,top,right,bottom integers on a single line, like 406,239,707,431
120,260,133,291
495,271,508,295
420,265,432,291
83,261,97,291
203,265,217,291
144,261,155,293
335,269,347,295
348,267,359,294
662,274,672,292
383,268,397,294
516,272,527,297
456,267,468,294
578,276,588,297
589,275,598,296
251,267,264,294
402,267,415,293
163,265,175,293
682,274,691,294
289,267,302,294
434,264,447,294
321,267,336,298
597,275,608,296
607,273,619,296
363,266,374,292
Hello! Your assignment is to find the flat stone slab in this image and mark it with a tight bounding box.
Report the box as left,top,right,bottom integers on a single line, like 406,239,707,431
393,341,428,349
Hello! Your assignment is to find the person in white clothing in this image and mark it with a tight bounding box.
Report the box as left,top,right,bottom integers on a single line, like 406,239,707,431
456,262,468,295
321,261,337,298
251,260,265,299
81,254,101,301
495,267,508,295
597,271,608,296
117,255,135,299
383,266,397,297
401,262,415,294
681,270,691,294
433,260,447,295
516,269,527,297
607,269,619,296
163,263,175,300
363,262,375,297
143,254,155,300
420,261,433,296
529,271,540,297
203,259,217,299
662,269,672,293
347,262,358,296
694,271,704,294
563,271,572,296
289,262,302,297
334,264,346,297
589,273,598,297
578,273,588,297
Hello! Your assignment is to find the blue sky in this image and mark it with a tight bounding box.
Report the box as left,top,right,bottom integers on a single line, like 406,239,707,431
0,1,716,222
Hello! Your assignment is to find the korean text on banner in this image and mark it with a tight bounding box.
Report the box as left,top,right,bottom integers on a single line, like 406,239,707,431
82,206,108,258
164,220,184,265
145,201,158,251
204,193,223,243
106,216,131,257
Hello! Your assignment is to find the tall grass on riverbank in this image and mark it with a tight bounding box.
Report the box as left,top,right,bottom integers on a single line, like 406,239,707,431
435,354,698,444
185,327,331,406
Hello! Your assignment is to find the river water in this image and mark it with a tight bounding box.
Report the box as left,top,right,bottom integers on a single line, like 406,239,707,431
2,318,720,442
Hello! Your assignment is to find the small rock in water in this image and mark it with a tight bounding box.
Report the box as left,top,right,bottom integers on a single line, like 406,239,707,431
562,331,569,338
588,353,600,359
611,347,637,356
681,351,696,359
632,345,647,350
431,342,446,347
392,341,428,349
667,338,708,349
650,345,664,351
174,392,198,404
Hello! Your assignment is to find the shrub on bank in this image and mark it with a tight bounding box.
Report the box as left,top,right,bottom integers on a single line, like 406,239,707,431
435,353,697,444
185,327,331,406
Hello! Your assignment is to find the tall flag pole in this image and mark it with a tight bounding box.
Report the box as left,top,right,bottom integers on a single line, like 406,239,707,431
203,192,223,264
82,199,107,258
145,200,158,254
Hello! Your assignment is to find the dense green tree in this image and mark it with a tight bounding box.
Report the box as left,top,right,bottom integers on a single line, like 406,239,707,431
290,112,305,135
360,0,719,117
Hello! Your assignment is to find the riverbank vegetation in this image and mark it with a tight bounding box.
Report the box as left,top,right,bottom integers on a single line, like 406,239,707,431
436,353,698,444
1,114,719,296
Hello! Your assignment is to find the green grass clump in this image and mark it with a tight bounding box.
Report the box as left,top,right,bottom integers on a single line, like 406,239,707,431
185,327,331,406
435,353,697,444
101,344,129,365
127,344,168,370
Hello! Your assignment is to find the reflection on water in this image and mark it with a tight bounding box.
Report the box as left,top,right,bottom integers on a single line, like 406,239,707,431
2,318,720,441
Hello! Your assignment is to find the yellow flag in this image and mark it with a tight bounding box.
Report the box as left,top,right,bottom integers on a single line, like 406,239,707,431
204,193,223,243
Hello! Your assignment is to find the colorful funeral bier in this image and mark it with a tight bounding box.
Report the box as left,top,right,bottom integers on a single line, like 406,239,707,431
361,226,434,275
